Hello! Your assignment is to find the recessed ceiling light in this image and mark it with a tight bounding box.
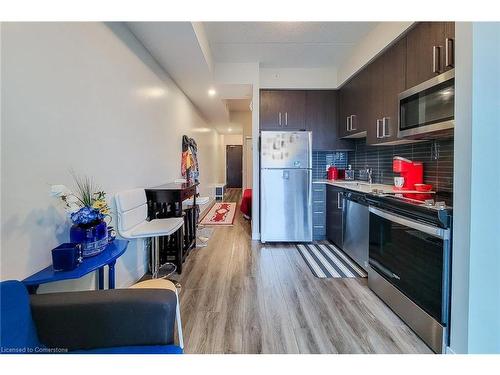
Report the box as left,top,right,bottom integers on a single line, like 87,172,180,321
208,88,216,97
228,128,232,132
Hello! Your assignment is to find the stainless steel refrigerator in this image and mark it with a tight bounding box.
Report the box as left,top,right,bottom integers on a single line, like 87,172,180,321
260,131,312,242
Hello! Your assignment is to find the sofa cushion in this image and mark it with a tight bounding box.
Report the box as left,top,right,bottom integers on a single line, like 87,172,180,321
0,280,41,352
72,345,183,354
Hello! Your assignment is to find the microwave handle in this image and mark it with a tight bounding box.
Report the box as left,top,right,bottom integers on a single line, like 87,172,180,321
369,206,449,240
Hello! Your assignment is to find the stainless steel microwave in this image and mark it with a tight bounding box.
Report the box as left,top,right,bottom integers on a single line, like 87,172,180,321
398,69,454,139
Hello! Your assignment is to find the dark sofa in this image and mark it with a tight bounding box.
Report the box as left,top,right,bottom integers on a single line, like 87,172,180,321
0,280,182,354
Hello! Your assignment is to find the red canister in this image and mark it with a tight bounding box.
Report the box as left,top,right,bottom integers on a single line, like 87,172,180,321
327,166,338,180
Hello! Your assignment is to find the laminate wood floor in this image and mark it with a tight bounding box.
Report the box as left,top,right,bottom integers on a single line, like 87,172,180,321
176,188,432,354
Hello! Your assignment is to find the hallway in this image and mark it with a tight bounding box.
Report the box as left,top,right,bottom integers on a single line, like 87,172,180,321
178,189,431,354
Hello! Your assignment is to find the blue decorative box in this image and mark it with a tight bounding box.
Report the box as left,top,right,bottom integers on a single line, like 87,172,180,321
51,243,82,272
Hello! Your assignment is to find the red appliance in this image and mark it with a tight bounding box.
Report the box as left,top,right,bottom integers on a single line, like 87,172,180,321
338,169,345,179
393,156,423,190
327,166,338,180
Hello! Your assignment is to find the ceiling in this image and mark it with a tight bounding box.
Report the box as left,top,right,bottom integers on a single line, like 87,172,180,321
204,22,378,68
226,98,252,112
126,22,229,124
126,22,380,128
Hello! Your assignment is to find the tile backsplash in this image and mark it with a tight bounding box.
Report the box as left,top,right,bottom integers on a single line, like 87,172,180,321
347,138,454,193
312,151,348,180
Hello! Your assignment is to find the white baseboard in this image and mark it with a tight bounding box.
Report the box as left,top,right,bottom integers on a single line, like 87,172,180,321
199,197,216,219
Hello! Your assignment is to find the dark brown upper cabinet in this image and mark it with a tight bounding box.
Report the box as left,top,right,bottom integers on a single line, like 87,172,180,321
305,90,353,150
367,37,407,145
338,79,353,138
406,22,455,89
259,90,306,130
338,70,368,139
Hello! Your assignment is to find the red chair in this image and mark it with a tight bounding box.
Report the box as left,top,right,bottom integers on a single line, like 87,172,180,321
240,189,252,219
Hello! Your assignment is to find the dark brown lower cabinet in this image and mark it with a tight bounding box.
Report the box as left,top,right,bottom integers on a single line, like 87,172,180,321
326,185,344,248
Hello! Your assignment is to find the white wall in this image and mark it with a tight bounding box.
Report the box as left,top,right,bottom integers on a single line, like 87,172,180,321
467,22,500,354
260,67,337,89
229,111,252,189
0,22,222,292
213,63,260,238
451,22,500,354
251,76,260,240
450,22,472,354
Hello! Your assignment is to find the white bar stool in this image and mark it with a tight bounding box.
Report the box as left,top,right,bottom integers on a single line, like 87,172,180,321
115,189,184,278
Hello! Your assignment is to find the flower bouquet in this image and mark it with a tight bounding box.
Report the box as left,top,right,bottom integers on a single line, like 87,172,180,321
51,175,112,258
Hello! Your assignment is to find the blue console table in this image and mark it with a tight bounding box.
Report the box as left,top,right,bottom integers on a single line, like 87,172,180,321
23,239,129,294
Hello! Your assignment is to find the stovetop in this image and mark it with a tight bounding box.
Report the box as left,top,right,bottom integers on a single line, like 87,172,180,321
379,192,453,211
366,192,453,229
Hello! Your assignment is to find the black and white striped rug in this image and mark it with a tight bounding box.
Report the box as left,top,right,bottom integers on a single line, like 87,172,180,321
296,242,367,279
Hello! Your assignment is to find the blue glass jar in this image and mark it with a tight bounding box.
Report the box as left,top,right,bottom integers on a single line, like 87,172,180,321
69,220,108,257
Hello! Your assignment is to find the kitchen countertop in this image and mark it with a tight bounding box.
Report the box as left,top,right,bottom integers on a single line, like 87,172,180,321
313,179,435,195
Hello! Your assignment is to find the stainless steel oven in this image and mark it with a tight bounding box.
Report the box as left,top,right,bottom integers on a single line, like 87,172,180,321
398,69,454,139
367,198,452,353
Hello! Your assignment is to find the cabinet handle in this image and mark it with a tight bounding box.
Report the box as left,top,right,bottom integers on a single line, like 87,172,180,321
376,119,382,139
350,115,356,131
278,112,282,126
337,192,342,209
285,112,288,126
433,46,441,74
383,117,390,138
346,116,350,131
445,38,454,67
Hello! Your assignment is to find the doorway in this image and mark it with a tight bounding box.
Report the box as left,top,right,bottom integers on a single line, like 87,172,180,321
226,145,243,188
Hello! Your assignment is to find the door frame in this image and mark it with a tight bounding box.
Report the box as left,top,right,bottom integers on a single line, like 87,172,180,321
243,136,253,189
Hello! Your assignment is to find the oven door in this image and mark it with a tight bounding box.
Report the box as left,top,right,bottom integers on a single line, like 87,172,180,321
368,206,451,324
398,70,454,139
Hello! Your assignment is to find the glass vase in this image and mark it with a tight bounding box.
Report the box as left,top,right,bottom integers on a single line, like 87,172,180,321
69,220,108,258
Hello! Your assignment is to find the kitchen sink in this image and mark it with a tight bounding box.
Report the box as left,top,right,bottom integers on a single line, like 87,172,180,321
340,181,372,187
338,181,389,191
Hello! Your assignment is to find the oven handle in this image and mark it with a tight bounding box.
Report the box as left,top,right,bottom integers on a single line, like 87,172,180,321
369,259,401,280
369,206,450,240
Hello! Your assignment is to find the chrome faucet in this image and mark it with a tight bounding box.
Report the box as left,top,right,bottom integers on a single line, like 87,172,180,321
366,168,373,184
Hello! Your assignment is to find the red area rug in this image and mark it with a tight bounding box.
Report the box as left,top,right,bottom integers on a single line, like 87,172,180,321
200,202,236,226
